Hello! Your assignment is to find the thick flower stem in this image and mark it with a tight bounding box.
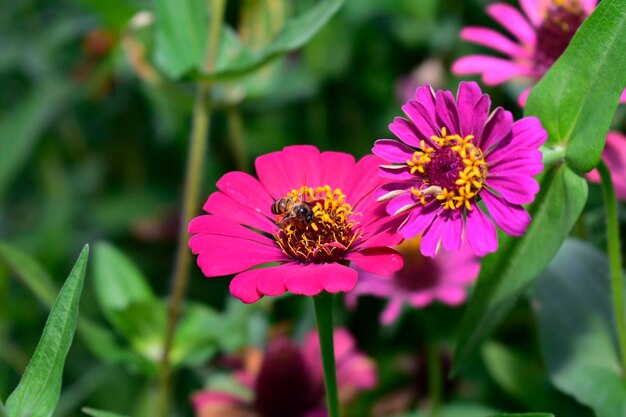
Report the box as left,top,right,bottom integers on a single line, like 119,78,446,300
427,343,442,417
157,1,226,416
540,144,566,167
313,292,341,417
227,107,250,172
598,162,626,378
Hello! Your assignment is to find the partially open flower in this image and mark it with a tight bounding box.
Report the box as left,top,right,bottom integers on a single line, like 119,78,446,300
346,237,481,325
192,329,376,417
587,131,626,201
452,0,626,106
374,82,546,256
189,145,403,303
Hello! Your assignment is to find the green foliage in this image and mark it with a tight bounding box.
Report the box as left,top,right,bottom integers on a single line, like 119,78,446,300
4,246,89,417
454,166,587,371
532,239,626,417
525,0,626,173
489,414,554,417
82,408,129,417
154,0,345,80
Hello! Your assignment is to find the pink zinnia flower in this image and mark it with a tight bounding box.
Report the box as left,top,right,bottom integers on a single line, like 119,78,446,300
192,329,377,417
587,131,626,200
452,0,626,106
374,82,547,256
347,237,480,325
189,145,403,303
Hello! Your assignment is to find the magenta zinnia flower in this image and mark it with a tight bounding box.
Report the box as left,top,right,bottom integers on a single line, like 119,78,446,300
587,131,626,201
374,82,546,256
452,0,626,106
192,329,377,417
347,237,480,325
189,145,403,303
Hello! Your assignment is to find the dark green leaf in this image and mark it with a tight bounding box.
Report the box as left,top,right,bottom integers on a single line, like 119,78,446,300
532,239,626,417
5,245,89,417
0,82,70,197
154,0,345,80
82,408,129,417
525,0,626,173
489,414,554,417
92,242,155,317
0,242,57,308
392,402,498,417
454,165,588,372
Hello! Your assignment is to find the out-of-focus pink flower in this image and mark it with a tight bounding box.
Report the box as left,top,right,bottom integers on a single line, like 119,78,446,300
189,145,404,304
587,131,626,200
374,82,546,257
452,0,626,107
192,329,377,417
346,237,480,325
395,59,445,104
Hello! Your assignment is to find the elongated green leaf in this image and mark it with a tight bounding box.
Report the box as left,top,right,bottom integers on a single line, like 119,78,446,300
82,408,129,417
5,245,89,417
92,242,155,314
71,0,139,28
453,165,587,372
392,402,498,417
0,242,57,308
490,414,554,417
0,82,70,197
154,0,345,80
532,239,626,417
525,0,626,173
0,400,8,417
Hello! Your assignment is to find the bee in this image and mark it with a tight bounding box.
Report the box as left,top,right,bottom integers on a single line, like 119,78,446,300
271,196,314,229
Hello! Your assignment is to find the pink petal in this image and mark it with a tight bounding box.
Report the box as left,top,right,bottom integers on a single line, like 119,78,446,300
346,155,385,207
519,0,541,26
480,107,513,151
320,151,355,192
460,27,529,57
250,265,289,297
482,190,531,236
452,56,535,86
216,171,274,217
414,84,437,120
440,211,463,252
255,150,293,199
378,164,415,180
373,139,415,163
487,2,537,44
189,233,286,277
472,95,492,140
281,145,322,188
401,100,440,142
621,89,626,104
374,181,412,201
408,292,435,308
420,214,446,256
595,131,626,200
436,287,467,306
381,299,404,325
336,354,378,391
356,229,403,249
488,149,544,176
465,205,498,256
283,263,357,295
203,192,276,234
230,270,263,303
192,391,246,411
317,263,359,293
435,90,460,135
518,87,532,107
486,175,539,205
581,0,598,14
389,117,424,148
347,247,403,276
456,81,486,137
387,192,418,215
398,201,441,239
189,215,275,244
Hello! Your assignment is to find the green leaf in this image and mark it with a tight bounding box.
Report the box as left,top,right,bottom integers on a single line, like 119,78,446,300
525,0,626,173
453,165,588,372
5,245,89,417
71,0,139,28
0,400,9,417
489,414,554,417
154,0,345,80
531,239,626,417
92,242,155,317
392,402,498,417
0,82,70,197
82,408,130,417
0,242,57,308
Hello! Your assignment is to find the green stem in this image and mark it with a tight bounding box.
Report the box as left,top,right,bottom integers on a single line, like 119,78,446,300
226,107,250,171
427,343,442,417
598,161,626,378
157,1,226,416
313,292,341,417
540,144,566,167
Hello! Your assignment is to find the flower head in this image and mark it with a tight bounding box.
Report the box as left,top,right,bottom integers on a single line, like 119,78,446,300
452,0,626,106
189,145,403,303
347,237,480,325
192,329,377,417
374,82,546,256
587,131,626,200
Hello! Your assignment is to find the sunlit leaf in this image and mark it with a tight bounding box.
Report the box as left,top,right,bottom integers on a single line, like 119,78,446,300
525,0,626,173
532,239,626,417
454,166,587,372
5,245,89,417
